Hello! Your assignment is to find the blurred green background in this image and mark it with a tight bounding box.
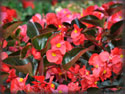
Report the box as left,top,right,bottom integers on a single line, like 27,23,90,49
1,0,114,21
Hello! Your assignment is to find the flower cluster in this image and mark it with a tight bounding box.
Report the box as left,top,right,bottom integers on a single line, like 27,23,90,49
0,1,123,94
0,6,17,25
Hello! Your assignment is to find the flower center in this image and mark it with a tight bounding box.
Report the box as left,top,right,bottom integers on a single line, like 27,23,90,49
95,65,98,68
59,72,62,76
95,81,97,84
103,70,107,74
51,84,55,88
120,54,123,58
81,13,83,16
56,43,61,48
98,12,101,15
66,14,70,18
52,53,56,56
58,90,63,93
59,25,62,28
109,56,112,59
119,16,122,19
64,11,66,14
74,29,78,33
19,78,24,82
86,72,89,75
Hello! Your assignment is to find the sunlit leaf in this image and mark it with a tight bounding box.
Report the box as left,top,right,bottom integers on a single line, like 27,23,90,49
31,32,52,50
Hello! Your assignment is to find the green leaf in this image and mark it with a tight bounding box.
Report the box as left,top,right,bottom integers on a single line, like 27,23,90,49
111,39,122,48
43,55,50,66
84,28,98,37
40,27,57,34
62,46,93,70
107,3,122,16
3,56,33,76
34,22,42,30
20,45,32,59
27,22,40,38
3,56,29,65
0,72,9,84
2,22,16,29
71,18,86,29
15,28,21,37
87,88,102,94
3,21,23,38
62,22,71,27
31,32,52,50
110,20,123,36
81,15,99,20
80,15,105,27
47,24,57,30
109,3,122,8
7,40,16,46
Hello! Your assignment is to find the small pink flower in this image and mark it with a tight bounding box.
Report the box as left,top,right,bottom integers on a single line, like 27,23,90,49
0,52,8,60
10,74,29,94
52,84,68,94
71,24,82,39
68,82,80,92
2,40,8,48
72,34,85,45
31,47,41,60
46,49,63,64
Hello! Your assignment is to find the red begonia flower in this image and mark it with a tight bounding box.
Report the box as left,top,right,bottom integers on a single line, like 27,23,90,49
46,49,63,64
71,24,83,38
2,40,8,48
72,34,85,45
1,52,8,60
10,74,29,93
21,0,35,9
46,13,61,27
0,63,10,72
52,84,68,94
31,47,41,60
30,13,45,28
68,82,80,92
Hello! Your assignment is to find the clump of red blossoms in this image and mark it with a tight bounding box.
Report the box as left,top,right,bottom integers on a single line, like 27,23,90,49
0,1,123,94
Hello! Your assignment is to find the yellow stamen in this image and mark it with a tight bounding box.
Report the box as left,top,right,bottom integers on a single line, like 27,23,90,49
66,15,70,18
95,81,97,84
56,43,61,48
52,53,56,56
119,16,122,19
109,56,112,59
95,65,98,68
98,12,101,15
64,11,66,14
58,90,63,93
86,72,89,75
74,29,78,33
120,54,123,58
51,84,55,88
103,70,107,74
59,32,62,35
59,25,62,28
19,78,24,82
28,89,30,92
59,72,62,76
81,13,83,16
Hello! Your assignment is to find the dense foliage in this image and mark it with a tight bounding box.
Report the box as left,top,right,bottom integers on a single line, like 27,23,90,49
0,0,124,94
